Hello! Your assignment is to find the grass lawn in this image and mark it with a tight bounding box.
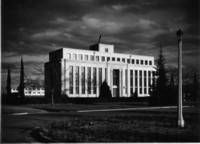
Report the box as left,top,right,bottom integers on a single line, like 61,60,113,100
25,103,143,112
1,105,47,114
39,113,200,142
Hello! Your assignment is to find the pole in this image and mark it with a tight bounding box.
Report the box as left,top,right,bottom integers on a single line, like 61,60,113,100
177,29,184,127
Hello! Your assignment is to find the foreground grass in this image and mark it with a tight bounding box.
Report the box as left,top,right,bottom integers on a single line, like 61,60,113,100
39,115,200,142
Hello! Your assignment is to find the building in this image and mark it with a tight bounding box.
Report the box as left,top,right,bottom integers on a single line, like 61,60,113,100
11,88,45,97
45,43,155,98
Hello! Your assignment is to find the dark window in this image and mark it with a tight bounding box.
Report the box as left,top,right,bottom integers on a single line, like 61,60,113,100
112,57,115,61
99,68,102,86
141,60,143,65
69,66,73,94
81,67,85,94
117,58,120,62
93,68,97,94
122,58,125,63
136,59,139,64
132,59,135,64
127,59,130,64
135,70,138,88
130,70,133,94
87,67,91,94
105,48,109,52
107,57,110,61
139,70,142,87
145,60,148,65
75,66,79,94
149,61,152,65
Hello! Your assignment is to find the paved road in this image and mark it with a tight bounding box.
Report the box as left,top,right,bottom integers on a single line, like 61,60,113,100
2,106,200,143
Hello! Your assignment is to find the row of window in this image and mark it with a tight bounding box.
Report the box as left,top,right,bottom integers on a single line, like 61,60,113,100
66,53,153,65
25,91,44,94
69,65,155,95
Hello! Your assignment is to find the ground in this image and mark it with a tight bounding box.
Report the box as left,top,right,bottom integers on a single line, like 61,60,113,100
1,103,200,142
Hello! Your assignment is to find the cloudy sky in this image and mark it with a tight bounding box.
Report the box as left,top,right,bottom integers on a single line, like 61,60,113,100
2,0,199,92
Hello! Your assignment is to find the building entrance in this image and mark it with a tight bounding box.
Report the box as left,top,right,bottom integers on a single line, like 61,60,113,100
113,69,120,97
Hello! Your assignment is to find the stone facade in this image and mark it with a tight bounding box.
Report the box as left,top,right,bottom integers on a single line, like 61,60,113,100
45,43,155,98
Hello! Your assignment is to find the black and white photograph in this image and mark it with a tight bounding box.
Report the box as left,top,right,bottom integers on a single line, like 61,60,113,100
1,0,200,143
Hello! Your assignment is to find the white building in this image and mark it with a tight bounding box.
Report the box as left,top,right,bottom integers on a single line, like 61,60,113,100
11,88,45,97
45,43,155,98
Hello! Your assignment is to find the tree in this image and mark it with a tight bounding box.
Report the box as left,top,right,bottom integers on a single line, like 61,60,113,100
99,80,112,98
167,65,200,101
6,67,11,97
192,72,199,102
18,57,25,99
150,45,168,105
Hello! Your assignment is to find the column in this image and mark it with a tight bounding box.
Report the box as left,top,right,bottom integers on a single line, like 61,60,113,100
97,67,99,97
110,69,113,96
142,70,144,96
127,67,130,97
85,66,88,97
91,67,93,95
119,69,122,97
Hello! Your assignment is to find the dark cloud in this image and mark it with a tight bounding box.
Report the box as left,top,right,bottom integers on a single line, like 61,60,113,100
2,0,199,92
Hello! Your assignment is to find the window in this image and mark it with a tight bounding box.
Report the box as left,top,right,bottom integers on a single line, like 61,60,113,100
125,70,127,94
90,55,94,61
122,58,125,63
73,54,77,60
144,71,147,94
149,61,152,65
79,54,83,60
130,70,133,95
87,67,91,94
141,60,143,65
93,68,97,94
81,67,85,94
85,55,88,61
112,57,115,61
127,59,130,64
132,59,135,64
117,58,120,62
107,57,110,61
139,70,142,87
148,71,151,93
75,66,79,94
99,68,102,86
66,53,71,59
145,60,148,65
69,66,73,94
96,56,99,61
105,48,109,52
102,56,105,62
135,70,138,89
136,59,139,64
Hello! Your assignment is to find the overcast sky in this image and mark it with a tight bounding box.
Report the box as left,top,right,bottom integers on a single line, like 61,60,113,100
2,0,200,92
